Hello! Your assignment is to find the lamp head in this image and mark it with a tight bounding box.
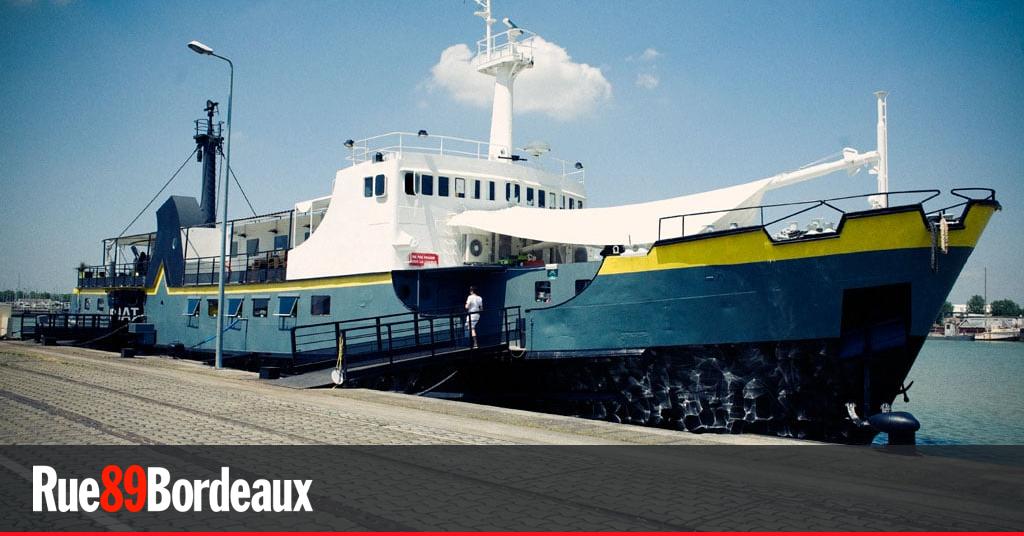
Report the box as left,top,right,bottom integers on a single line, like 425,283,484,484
188,40,214,55
417,129,428,137
343,139,354,149
574,161,584,170
502,17,518,29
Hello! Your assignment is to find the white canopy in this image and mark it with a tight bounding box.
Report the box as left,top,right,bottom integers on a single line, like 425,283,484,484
448,178,774,246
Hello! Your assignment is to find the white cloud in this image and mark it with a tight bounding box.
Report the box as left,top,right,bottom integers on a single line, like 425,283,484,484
639,48,661,62
635,73,659,89
428,36,612,121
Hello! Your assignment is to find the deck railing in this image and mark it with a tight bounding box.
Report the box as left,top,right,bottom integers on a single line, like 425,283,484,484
182,250,287,286
77,262,147,289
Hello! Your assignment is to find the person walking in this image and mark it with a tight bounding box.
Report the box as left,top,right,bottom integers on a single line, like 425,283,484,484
465,286,483,348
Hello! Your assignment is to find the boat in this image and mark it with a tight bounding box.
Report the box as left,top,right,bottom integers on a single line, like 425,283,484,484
65,2,1000,443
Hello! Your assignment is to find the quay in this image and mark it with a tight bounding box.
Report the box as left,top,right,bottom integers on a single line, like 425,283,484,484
0,340,1022,532
0,340,789,445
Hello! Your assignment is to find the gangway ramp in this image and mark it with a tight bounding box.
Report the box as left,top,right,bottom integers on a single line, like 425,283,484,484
284,306,523,388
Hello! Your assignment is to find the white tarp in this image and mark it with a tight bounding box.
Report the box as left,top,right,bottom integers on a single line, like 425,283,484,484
448,178,775,246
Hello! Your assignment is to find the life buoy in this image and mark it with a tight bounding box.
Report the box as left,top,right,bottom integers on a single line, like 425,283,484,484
469,239,483,257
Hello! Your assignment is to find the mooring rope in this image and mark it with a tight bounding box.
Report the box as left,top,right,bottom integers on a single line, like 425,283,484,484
188,318,242,349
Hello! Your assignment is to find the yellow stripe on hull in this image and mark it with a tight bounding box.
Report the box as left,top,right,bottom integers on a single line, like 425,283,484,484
600,204,996,276
75,267,392,296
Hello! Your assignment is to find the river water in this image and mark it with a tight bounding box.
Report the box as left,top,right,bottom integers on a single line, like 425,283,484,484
885,339,1024,445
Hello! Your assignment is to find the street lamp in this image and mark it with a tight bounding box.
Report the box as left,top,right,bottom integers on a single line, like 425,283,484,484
189,39,233,370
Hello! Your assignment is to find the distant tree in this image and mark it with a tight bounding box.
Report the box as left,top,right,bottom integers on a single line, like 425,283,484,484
989,299,1022,317
936,301,954,324
966,295,987,314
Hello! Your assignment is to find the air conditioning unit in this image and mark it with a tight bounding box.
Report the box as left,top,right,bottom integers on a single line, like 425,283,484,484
464,234,492,264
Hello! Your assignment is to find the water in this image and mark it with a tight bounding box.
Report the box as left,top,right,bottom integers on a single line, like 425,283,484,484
884,339,1024,445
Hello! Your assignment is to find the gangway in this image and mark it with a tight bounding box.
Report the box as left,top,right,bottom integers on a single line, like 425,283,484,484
288,306,523,385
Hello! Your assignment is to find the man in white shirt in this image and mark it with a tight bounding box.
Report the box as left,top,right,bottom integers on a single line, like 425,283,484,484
465,286,483,348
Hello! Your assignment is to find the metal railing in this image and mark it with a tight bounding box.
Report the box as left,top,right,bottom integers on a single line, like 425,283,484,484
78,263,147,289
182,250,287,286
291,306,523,372
475,28,535,65
655,189,960,242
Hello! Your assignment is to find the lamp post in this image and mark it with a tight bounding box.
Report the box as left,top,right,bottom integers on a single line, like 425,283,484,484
188,40,233,370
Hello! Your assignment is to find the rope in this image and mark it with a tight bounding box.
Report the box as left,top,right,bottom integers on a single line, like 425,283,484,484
117,147,199,238
78,323,130,346
415,370,458,396
188,318,242,349
218,147,258,217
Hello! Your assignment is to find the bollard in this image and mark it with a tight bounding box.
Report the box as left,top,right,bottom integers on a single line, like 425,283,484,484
259,366,281,380
120,348,136,358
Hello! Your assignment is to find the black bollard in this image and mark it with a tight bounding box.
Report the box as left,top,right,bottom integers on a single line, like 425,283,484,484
868,411,920,446
259,366,281,380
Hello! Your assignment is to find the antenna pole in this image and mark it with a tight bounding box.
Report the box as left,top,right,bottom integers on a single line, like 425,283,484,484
874,91,889,208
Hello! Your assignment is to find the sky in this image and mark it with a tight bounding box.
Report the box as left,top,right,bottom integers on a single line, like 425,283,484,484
0,0,1021,304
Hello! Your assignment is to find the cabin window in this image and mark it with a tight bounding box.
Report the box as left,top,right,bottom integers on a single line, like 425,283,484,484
226,298,243,317
514,184,521,203
252,298,269,318
473,179,481,199
538,190,546,208
569,198,575,209
488,180,496,201
363,176,373,197
275,296,298,317
183,298,200,316
548,192,556,209
455,177,466,198
534,281,552,303
96,298,105,312
84,298,91,310
560,195,566,209
207,299,219,317
421,174,434,196
274,234,289,250
526,187,535,206
575,279,591,295
311,295,331,316
404,172,416,195
374,174,386,197
246,238,260,256
505,182,511,201
578,200,584,209
438,176,450,197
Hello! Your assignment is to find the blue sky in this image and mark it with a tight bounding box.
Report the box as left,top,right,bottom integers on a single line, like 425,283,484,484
1,0,1021,303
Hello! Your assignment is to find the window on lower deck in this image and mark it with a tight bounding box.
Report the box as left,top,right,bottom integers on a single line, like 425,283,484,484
311,295,331,316
96,298,105,311
505,182,511,201
421,174,434,196
374,174,386,197
274,234,289,250
548,192,556,209
488,180,496,201
275,296,298,317
363,177,373,197
535,281,552,303
538,190,546,208
252,298,269,318
569,197,575,209
207,299,219,317
226,298,243,317
514,184,521,203
84,298,91,310
455,177,466,198
473,179,481,199
183,298,200,316
526,187,535,206
438,176,450,197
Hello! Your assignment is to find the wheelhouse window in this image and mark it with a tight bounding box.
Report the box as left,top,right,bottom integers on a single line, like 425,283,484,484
275,296,298,317
569,198,575,209
310,295,331,316
363,176,373,197
548,192,556,209
183,298,200,317
421,174,434,196
207,299,219,317
252,298,269,318
404,172,416,195
226,298,243,317
578,200,584,209
514,184,521,203
438,176,450,197
505,182,511,201
455,177,466,198
374,174,386,197
560,195,566,209
526,187,534,206
538,190,546,208
488,180,496,201
473,179,481,199
246,238,259,255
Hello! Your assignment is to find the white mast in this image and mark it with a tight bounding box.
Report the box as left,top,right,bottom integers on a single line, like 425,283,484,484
871,91,889,208
472,0,534,160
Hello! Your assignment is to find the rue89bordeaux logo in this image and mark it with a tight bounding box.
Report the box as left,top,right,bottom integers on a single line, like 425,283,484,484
33,464,313,513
